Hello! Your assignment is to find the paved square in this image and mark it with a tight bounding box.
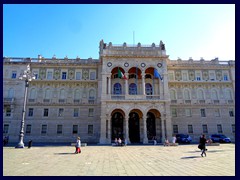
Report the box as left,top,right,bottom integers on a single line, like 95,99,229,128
3,144,235,176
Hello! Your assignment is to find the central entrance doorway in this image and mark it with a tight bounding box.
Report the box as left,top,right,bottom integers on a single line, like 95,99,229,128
147,112,156,140
129,112,140,143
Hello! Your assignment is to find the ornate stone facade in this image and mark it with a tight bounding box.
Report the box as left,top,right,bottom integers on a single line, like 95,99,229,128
3,40,235,144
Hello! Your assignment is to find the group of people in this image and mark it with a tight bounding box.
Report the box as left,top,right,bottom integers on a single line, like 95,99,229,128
164,135,176,146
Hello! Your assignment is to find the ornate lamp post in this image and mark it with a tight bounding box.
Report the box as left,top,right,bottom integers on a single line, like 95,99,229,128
15,64,35,148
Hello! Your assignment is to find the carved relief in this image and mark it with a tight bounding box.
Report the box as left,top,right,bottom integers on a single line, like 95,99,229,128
54,68,61,80
202,70,209,81
216,70,222,81
82,69,89,80
68,68,75,80
39,68,46,79
175,70,182,81
188,70,195,81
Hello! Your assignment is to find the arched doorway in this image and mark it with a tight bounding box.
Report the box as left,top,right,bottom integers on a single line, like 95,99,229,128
147,112,156,140
129,112,140,143
111,112,124,140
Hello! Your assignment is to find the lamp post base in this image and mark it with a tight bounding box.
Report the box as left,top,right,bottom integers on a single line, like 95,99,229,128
15,142,24,148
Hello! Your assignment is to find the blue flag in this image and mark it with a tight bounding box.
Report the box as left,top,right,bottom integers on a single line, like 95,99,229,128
154,69,162,80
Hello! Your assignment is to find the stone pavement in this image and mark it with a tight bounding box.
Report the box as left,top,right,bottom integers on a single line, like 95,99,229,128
3,144,235,176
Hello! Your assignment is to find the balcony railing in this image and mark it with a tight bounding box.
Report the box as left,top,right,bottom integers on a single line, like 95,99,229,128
111,95,161,101
3,98,15,105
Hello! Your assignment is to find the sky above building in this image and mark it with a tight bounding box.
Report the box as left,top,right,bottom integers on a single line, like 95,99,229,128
3,4,235,60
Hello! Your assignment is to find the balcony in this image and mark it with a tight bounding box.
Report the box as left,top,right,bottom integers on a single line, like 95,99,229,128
110,95,161,101
3,98,15,105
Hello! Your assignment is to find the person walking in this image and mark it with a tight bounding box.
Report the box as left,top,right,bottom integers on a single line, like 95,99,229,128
28,140,33,148
75,137,81,154
199,134,208,157
172,135,176,144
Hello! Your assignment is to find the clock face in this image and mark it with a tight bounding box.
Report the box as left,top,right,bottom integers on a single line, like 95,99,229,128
124,62,129,67
107,62,112,67
157,63,162,68
141,63,146,67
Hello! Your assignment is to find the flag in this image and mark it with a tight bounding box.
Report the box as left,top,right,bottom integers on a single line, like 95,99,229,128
118,69,127,80
154,69,163,80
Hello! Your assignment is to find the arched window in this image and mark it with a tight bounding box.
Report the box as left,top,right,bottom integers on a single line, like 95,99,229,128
145,83,152,95
45,89,51,99
184,89,190,100
8,88,14,98
74,89,81,99
129,74,137,79
129,83,137,95
226,89,232,100
113,83,122,95
170,89,176,100
211,89,218,100
145,74,152,79
198,89,205,100
89,89,95,99
29,88,36,99
60,89,65,99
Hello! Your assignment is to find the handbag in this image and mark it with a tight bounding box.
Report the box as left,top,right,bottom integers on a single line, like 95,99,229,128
198,144,202,150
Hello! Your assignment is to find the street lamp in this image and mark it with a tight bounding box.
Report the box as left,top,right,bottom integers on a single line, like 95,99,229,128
15,64,35,148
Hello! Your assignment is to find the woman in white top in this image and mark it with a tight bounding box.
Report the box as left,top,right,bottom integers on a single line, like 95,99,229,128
75,137,81,154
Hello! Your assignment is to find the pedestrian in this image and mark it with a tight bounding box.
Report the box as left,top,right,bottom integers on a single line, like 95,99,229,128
164,138,169,146
115,138,118,146
3,136,7,146
75,137,81,154
172,135,176,144
28,140,33,148
118,138,122,146
199,134,208,157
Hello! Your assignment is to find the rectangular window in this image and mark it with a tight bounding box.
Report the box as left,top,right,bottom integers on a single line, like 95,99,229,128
173,125,178,134
196,73,201,81
232,124,235,133
182,73,188,81
188,125,193,134
88,108,94,117
62,72,67,79
41,125,47,135
171,108,177,117
209,72,215,81
58,108,64,117
12,71,17,79
73,108,79,117
43,108,49,117
3,124,9,134
6,107,11,117
217,124,223,133
47,71,53,80
90,72,96,80
229,109,234,117
223,74,228,81
88,125,93,135
202,124,208,133
26,124,32,135
185,109,192,117
215,109,220,117
76,72,81,80
72,125,78,134
28,108,34,117
33,71,38,79
200,109,206,117
57,125,63,134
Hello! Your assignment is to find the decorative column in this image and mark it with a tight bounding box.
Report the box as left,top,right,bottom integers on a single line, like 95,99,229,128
143,114,148,144
125,73,129,95
101,73,107,97
159,78,163,99
107,75,111,95
107,114,111,144
163,72,169,100
142,73,146,95
161,115,166,143
124,116,130,144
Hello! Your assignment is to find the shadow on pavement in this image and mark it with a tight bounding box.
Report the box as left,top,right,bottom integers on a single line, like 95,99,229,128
54,153,76,155
181,156,202,159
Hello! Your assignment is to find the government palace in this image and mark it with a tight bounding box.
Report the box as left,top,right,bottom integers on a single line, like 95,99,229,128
3,40,235,144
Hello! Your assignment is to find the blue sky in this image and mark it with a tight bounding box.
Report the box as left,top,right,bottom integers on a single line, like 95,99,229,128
3,4,235,60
